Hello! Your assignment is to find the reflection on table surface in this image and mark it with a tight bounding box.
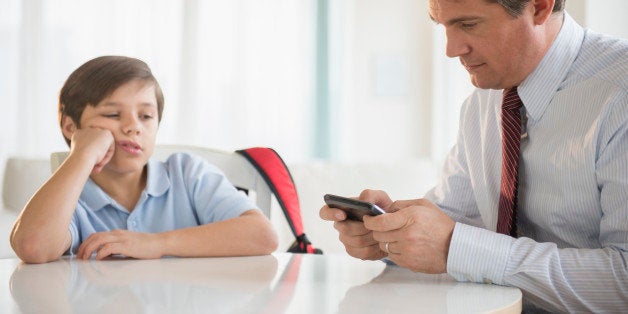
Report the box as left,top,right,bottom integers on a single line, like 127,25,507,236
1,253,521,313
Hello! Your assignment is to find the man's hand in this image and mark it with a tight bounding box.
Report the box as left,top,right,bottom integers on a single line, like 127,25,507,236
319,189,393,260
364,198,455,273
77,230,164,260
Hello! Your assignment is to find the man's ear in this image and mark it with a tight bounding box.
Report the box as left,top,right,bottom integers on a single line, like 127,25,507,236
532,0,555,25
60,115,77,142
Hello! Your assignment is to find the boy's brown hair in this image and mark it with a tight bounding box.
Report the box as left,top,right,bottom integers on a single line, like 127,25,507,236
58,56,164,145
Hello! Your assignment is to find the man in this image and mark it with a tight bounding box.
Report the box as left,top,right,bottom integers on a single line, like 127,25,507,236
320,0,627,312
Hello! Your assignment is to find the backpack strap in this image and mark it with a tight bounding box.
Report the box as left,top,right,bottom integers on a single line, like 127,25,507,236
236,147,321,254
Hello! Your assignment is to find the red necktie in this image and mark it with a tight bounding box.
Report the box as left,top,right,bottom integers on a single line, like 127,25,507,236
497,87,523,237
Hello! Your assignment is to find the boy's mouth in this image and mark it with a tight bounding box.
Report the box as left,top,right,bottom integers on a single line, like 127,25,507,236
117,141,142,155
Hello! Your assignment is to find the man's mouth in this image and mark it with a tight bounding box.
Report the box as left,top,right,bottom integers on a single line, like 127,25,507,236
462,61,486,72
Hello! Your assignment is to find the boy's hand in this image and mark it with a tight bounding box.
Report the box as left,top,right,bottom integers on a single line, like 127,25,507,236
77,230,164,260
69,127,115,174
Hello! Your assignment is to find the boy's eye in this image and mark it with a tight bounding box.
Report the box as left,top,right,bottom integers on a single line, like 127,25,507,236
102,113,120,118
141,114,154,120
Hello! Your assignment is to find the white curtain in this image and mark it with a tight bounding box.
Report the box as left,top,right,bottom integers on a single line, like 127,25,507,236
0,0,315,183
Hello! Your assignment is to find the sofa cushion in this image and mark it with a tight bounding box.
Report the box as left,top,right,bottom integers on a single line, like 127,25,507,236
1,157,51,258
2,157,51,212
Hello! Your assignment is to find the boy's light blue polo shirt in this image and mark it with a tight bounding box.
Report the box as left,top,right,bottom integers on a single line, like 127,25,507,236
67,152,258,254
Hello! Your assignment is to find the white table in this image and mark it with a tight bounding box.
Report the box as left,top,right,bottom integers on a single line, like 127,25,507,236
0,253,521,313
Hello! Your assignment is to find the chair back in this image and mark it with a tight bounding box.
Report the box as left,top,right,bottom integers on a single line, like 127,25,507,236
3,158,51,213
50,145,272,217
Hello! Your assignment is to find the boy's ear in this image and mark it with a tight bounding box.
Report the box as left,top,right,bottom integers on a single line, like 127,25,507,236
60,115,77,141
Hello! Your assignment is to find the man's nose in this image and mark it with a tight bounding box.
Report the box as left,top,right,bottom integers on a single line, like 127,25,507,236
445,29,471,58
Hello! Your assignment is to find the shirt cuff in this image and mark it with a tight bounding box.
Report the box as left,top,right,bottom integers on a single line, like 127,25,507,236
446,222,515,285
67,224,78,256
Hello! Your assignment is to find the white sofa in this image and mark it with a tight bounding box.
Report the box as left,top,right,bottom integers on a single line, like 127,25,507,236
1,158,52,258
1,155,438,258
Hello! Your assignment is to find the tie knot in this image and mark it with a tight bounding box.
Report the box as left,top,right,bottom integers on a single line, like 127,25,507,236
503,87,522,111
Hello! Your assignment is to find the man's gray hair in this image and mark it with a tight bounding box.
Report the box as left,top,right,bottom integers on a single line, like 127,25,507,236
490,0,566,17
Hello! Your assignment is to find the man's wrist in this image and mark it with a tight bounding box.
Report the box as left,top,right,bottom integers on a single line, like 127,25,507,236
447,223,515,284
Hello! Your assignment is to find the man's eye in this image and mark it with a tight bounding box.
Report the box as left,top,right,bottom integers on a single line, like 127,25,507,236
461,22,477,29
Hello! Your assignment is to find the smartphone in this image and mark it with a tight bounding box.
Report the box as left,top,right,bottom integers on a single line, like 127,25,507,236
323,194,385,221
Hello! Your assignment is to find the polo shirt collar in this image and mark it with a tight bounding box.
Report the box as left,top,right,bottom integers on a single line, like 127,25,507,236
518,12,584,121
80,179,114,212
79,158,170,212
145,158,171,197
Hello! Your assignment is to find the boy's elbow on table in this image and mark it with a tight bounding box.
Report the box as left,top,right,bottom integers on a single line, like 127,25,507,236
11,235,63,264
244,210,279,255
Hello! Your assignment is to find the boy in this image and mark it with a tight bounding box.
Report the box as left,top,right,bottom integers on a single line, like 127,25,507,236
10,56,278,263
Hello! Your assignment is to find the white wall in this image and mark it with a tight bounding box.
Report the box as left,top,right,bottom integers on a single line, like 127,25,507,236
330,0,433,162
567,0,628,39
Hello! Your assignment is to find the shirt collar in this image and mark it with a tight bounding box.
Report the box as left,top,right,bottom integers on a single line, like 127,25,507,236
80,179,114,212
145,158,170,197
79,158,170,211
518,12,585,121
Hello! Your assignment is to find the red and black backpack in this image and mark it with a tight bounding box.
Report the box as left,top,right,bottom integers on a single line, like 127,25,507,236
236,147,322,254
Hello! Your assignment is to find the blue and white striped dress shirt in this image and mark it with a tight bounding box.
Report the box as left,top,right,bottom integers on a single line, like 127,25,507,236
424,13,628,313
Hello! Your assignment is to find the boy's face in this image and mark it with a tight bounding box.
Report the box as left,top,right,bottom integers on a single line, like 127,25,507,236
79,80,159,174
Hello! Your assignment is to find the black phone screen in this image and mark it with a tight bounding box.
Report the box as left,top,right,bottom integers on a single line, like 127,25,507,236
324,194,385,221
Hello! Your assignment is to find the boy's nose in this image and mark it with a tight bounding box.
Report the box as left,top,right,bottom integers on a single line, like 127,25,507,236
122,118,141,135
124,127,139,135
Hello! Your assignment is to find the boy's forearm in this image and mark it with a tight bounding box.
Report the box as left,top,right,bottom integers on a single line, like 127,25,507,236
11,153,95,263
160,210,278,257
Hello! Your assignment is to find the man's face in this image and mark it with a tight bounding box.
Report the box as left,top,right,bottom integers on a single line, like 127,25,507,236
429,0,542,89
